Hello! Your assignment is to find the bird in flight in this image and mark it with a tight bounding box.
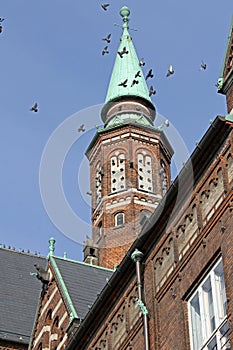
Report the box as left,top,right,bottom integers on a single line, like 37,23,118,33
149,86,156,96
118,46,128,58
164,119,170,127
78,124,85,132
102,46,109,55
101,4,109,11
139,58,145,66
30,103,38,112
131,79,139,87
200,61,207,70
0,25,3,34
166,64,174,77
118,79,128,88
135,71,141,78
145,69,154,80
86,191,92,196
102,33,111,43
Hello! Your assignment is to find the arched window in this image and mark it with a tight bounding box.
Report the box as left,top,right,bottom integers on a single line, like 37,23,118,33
98,221,102,236
45,309,52,326
95,162,102,203
137,153,153,192
115,212,124,227
111,153,126,193
160,161,167,196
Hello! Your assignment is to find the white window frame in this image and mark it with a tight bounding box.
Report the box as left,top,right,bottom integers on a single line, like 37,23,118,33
114,212,124,227
188,258,230,350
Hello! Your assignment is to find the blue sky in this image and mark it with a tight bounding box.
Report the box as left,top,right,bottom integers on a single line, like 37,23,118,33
0,1,232,261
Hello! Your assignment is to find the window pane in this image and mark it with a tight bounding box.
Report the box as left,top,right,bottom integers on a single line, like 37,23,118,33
202,277,215,335
214,261,227,319
190,292,202,350
207,335,217,350
220,322,230,349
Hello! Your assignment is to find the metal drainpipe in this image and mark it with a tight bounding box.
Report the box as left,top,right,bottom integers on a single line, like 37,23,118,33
131,249,150,350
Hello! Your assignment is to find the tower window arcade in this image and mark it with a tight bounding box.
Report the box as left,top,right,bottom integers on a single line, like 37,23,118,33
111,153,126,193
137,153,153,192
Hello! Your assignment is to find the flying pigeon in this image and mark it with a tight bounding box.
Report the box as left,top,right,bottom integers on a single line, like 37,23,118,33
101,4,109,11
0,25,2,34
135,71,141,78
30,103,38,112
118,79,128,88
102,46,109,55
131,79,139,87
102,33,111,43
200,61,207,70
139,58,145,66
145,69,154,80
164,119,170,127
118,46,128,58
86,191,92,196
0,18,5,22
166,64,174,77
149,86,156,96
78,124,85,132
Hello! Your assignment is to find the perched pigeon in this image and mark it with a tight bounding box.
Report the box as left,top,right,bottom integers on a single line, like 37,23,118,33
164,119,170,127
78,124,85,132
118,46,128,58
30,103,38,112
166,64,174,77
145,69,154,80
118,79,128,88
102,46,109,55
139,58,145,66
101,4,109,11
131,79,139,87
149,86,156,96
102,33,111,43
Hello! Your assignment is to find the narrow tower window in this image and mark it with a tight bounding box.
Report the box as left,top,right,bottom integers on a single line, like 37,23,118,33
160,161,167,196
110,154,126,193
137,153,153,192
95,162,102,203
115,212,125,227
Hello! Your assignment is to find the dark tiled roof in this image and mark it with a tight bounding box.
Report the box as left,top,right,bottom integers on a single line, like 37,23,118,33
0,248,46,344
53,257,113,320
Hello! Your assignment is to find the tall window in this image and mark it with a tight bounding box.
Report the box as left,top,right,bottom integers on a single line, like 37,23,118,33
137,153,153,192
115,212,124,227
111,154,126,193
160,161,167,196
188,258,230,350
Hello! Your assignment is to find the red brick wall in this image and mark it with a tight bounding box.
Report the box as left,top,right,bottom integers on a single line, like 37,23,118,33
0,340,27,350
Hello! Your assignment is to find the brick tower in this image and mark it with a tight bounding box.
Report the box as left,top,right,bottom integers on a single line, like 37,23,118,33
83,6,173,269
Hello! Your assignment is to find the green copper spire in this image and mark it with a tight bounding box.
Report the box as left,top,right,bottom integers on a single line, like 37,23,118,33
101,6,155,124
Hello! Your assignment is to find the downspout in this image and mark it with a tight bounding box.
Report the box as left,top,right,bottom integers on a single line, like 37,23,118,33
131,249,149,350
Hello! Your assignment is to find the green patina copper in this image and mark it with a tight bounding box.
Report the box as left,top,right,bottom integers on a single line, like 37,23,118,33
48,237,55,256
50,256,78,322
136,298,149,315
225,113,233,123
104,6,153,107
105,112,153,129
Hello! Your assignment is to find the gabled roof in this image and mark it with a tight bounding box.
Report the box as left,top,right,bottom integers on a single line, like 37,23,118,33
51,256,113,320
0,248,46,344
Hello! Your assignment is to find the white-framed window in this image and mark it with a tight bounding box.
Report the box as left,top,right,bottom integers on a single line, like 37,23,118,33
114,212,124,227
137,153,153,192
111,154,126,193
188,258,230,350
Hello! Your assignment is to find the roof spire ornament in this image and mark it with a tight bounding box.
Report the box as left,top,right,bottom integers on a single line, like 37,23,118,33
48,237,55,256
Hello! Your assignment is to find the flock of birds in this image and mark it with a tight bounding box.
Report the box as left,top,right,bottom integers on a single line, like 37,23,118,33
1,5,208,114
99,4,207,101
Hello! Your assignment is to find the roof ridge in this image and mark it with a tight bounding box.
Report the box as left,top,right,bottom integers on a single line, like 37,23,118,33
50,256,78,321
0,246,45,259
53,255,114,272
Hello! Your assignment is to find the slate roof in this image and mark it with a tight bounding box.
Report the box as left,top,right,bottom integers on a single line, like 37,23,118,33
0,248,46,344
53,256,113,320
